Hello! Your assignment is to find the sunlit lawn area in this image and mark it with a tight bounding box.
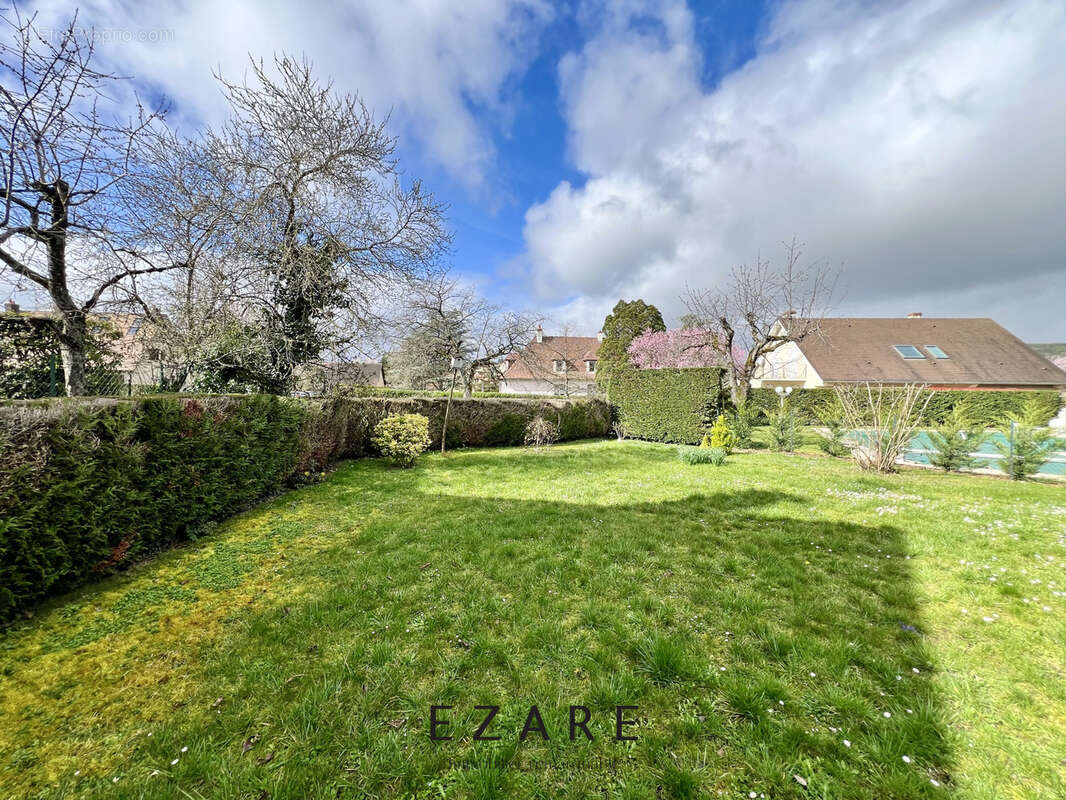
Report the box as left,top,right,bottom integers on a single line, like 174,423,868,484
1,440,1064,799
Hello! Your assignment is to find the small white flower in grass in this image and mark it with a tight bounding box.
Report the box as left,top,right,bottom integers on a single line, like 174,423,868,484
907,708,913,714
112,777,119,783
720,666,727,671
843,739,851,747
749,793,757,798
912,667,920,674
810,672,816,677
778,700,784,706
982,616,995,623
960,608,967,614
180,746,188,753
171,758,179,765
74,771,80,776
883,711,892,718
896,675,902,680
902,755,912,763
930,778,940,786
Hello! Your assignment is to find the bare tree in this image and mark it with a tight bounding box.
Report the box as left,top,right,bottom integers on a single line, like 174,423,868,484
835,383,931,472
403,274,539,397
205,55,450,392
0,12,169,394
683,237,836,406
110,128,253,389
110,55,452,394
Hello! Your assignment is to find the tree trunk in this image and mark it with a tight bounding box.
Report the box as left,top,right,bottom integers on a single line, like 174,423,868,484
728,371,748,408
58,313,89,396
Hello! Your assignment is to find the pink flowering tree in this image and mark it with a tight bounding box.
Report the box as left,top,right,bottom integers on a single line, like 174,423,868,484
627,328,745,369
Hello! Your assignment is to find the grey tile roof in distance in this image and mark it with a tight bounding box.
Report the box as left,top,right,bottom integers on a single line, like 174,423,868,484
789,317,1066,386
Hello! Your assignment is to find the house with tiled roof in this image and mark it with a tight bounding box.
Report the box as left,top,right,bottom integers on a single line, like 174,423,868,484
498,325,602,396
752,313,1066,390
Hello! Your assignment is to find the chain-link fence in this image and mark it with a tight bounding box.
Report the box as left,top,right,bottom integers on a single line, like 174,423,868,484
0,352,171,399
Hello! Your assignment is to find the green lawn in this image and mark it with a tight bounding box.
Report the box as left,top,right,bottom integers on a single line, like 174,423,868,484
2,441,1065,799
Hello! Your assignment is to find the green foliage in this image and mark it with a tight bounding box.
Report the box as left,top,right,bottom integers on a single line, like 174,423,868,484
597,299,666,380
0,394,610,620
814,408,849,458
729,403,757,448
610,367,726,444
928,407,986,472
708,414,737,452
523,416,559,450
767,405,800,452
993,422,1062,481
0,314,123,399
677,445,727,465
0,395,303,621
746,387,1061,427
371,413,431,467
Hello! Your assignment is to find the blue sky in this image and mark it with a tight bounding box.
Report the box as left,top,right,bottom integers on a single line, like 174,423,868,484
10,0,1066,339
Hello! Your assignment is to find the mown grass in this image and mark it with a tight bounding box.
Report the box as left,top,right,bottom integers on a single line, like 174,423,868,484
1,440,1064,799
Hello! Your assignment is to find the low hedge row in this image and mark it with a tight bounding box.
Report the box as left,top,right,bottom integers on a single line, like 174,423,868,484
0,394,609,621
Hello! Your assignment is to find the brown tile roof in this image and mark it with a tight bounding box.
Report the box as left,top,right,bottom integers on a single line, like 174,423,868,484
502,335,601,381
790,317,1066,387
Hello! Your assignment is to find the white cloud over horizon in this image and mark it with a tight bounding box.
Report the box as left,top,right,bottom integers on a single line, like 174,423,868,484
520,0,1066,340
27,0,552,190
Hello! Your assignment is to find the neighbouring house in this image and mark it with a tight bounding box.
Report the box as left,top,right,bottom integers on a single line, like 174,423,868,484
752,313,1066,390
498,325,602,396
295,360,385,395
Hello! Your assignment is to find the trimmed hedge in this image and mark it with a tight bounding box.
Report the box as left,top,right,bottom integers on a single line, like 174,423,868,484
611,368,725,444
611,368,1063,445
0,393,609,621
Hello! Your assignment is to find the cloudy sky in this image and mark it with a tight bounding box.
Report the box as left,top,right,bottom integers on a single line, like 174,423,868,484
13,0,1066,340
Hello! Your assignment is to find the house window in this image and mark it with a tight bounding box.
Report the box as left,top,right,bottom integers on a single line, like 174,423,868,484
126,319,141,336
586,359,596,373
925,345,948,359
893,345,925,359
552,359,568,373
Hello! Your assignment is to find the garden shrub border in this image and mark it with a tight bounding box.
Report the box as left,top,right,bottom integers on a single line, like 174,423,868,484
611,367,1063,445
0,393,609,621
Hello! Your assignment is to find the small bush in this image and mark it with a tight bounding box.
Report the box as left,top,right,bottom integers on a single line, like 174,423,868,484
729,403,756,448
524,416,559,450
928,407,986,472
677,446,727,465
371,413,431,467
767,406,800,452
993,423,1062,481
814,409,849,458
708,414,737,452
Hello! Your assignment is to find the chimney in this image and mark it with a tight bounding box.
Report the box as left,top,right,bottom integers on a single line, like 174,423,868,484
4,299,18,313
597,330,604,342
783,309,797,319
907,312,922,319
535,324,543,343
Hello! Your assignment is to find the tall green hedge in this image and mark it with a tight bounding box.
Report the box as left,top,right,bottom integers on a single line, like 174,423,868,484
0,394,609,621
611,368,725,444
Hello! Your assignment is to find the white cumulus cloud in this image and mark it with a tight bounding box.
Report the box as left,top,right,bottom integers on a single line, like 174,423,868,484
521,0,1066,339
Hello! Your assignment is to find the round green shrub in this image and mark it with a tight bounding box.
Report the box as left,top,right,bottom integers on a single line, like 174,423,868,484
371,413,431,467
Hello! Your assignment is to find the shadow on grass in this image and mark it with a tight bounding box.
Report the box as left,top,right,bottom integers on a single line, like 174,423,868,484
25,481,951,800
